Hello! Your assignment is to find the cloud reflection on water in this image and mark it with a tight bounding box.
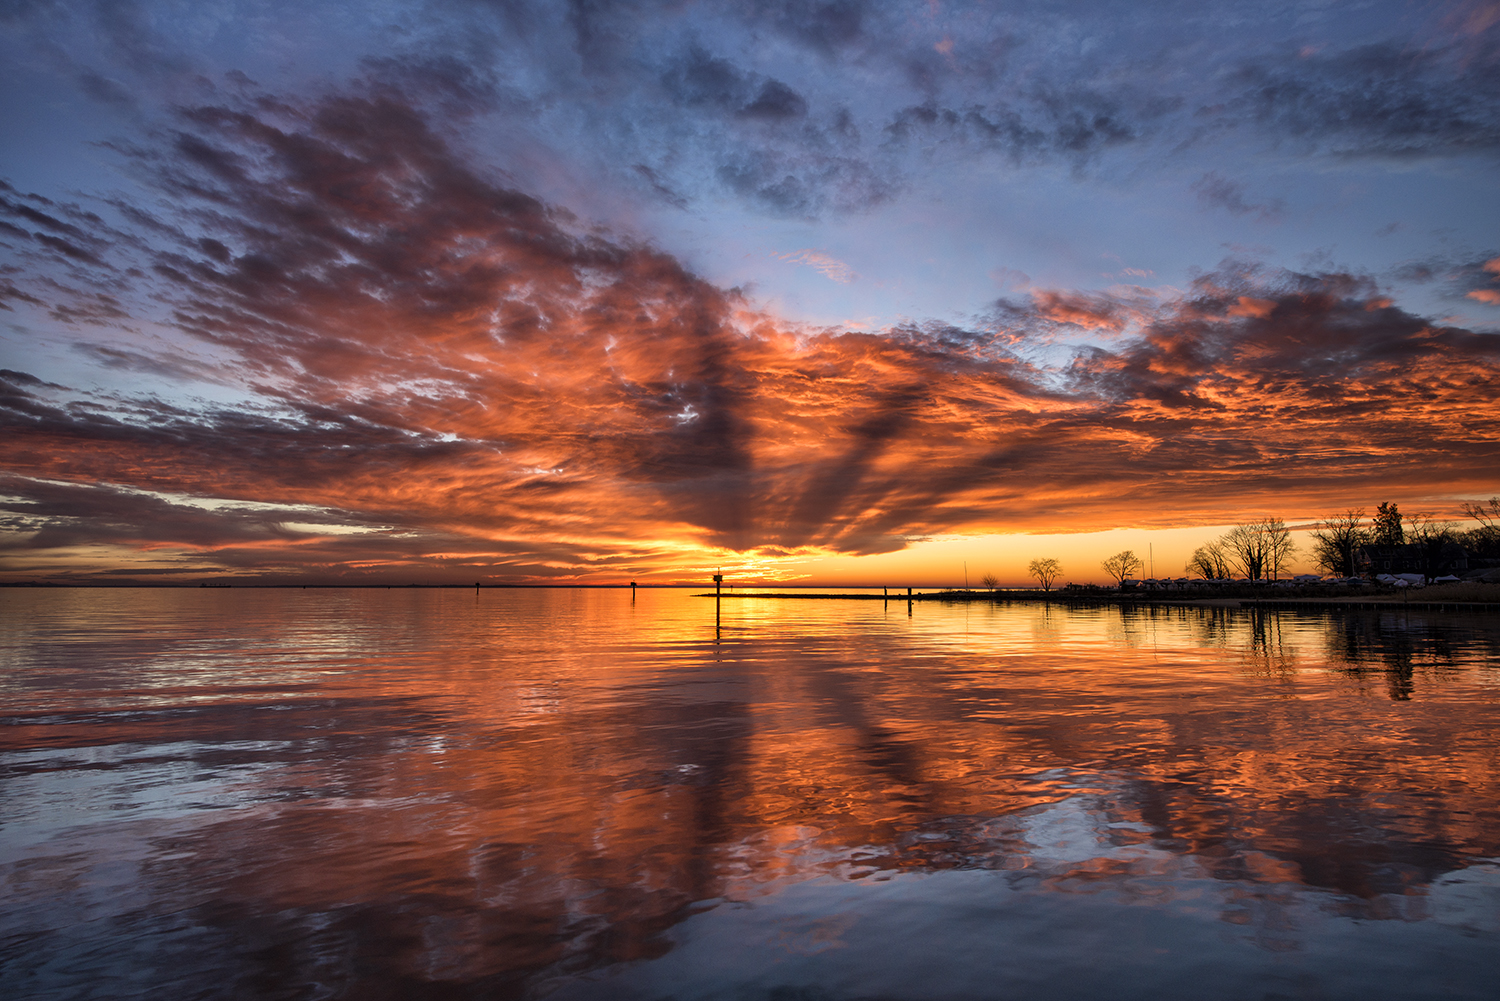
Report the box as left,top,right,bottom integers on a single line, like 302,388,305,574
1,592,1497,998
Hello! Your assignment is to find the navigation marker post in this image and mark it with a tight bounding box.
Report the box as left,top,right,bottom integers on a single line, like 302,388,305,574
713,573,724,642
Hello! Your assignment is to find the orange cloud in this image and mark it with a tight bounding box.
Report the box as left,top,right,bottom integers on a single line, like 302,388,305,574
1028,290,1128,331
2,90,1499,584
1227,296,1276,319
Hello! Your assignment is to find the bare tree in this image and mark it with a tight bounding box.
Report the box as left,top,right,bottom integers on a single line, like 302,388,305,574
1186,540,1232,579
1309,510,1368,577
1263,517,1296,581
980,572,1000,591
1100,550,1142,586
1463,496,1500,531
1221,523,1267,580
1221,518,1296,581
1461,497,1500,559
1404,511,1441,540
1027,558,1062,591
1405,512,1458,582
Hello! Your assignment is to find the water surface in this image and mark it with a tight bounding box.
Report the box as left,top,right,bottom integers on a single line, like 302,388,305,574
2,588,1498,999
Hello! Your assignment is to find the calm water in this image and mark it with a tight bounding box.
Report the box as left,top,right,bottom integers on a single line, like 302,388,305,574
2,588,1498,1000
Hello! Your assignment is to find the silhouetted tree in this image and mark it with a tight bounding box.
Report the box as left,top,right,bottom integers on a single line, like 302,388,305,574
1100,550,1142,586
980,572,1000,591
1263,518,1297,580
1310,510,1369,577
1027,558,1062,591
1372,502,1403,545
1463,496,1500,532
1222,523,1266,580
1461,497,1500,559
1221,518,1295,581
1405,512,1458,582
1186,541,1232,579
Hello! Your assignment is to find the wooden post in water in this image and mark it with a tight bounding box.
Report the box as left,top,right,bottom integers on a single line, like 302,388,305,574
712,573,723,643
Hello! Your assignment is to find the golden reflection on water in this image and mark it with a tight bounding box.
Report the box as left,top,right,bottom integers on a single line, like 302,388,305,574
1,589,1498,998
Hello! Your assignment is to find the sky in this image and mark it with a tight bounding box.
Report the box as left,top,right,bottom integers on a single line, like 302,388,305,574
2,0,1499,586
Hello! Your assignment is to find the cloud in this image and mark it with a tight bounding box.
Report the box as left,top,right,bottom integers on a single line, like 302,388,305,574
2,85,1499,582
752,0,868,55
0,180,115,271
1220,40,1500,159
661,46,753,111
881,89,1151,167
5,0,1496,235
989,268,1030,290
1027,290,1131,332
630,164,689,209
774,249,856,283
1449,253,1500,305
1191,173,1284,222
739,80,809,121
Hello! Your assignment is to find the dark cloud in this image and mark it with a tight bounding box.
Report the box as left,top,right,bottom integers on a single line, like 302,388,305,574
751,0,867,55
76,69,136,107
388,3,1500,219
1222,41,1500,158
714,145,896,217
0,281,46,310
630,164,689,209
0,369,69,422
72,342,220,381
0,474,334,551
0,182,104,244
1390,259,1442,284
1191,172,1284,222
7,1,1496,229
661,46,751,111
1388,252,1500,303
1451,253,1500,306
88,0,196,78
739,79,808,121
0,369,55,387
0,180,120,283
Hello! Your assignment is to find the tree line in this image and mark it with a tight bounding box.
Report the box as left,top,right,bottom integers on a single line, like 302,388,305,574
988,497,1499,590
1305,499,1500,577
1186,518,1297,581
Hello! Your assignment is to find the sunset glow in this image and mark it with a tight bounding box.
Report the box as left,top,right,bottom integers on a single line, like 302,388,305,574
3,2,1498,584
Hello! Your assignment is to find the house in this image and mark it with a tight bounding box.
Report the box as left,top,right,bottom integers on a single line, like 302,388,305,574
1356,542,1468,579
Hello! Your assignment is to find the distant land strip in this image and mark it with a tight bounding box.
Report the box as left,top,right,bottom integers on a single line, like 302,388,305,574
696,590,1500,611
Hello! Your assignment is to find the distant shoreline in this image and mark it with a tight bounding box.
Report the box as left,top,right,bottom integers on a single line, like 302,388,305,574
694,589,1500,612
3,581,1496,611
